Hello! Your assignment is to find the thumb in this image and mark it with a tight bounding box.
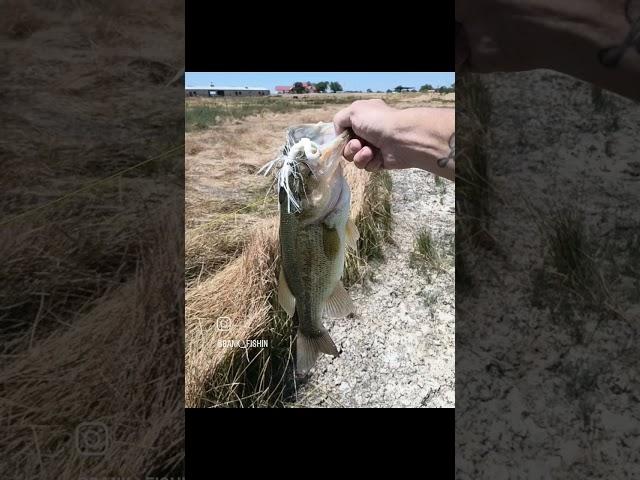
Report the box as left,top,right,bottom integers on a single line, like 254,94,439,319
333,106,353,135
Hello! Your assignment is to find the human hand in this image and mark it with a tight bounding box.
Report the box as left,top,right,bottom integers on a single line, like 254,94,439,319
456,0,628,73
333,99,455,179
333,99,404,171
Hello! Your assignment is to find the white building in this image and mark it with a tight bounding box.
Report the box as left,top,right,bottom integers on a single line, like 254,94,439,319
185,85,270,97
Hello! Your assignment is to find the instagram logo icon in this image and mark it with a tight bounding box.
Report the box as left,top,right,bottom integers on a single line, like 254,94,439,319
75,422,109,456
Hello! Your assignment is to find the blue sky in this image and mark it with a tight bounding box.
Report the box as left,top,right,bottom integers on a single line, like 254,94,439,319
185,72,454,93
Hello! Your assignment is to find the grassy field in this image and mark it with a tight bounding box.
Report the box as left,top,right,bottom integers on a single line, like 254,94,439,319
185,92,451,407
185,92,455,131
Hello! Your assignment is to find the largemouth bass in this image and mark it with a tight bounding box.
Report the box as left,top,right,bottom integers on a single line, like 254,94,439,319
259,122,360,375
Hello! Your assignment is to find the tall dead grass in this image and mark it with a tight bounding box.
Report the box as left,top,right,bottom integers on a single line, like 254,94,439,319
185,214,259,284
1,0,184,475
185,218,285,407
1,207,184,477
343,169,394,286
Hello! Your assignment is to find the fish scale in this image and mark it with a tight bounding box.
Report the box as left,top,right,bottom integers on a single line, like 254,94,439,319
262,122,359,375
281,218,338,335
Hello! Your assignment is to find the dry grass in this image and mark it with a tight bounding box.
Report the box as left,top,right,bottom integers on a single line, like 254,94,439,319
2,208,184,477
455,74,494,291
343,169,394,286
1,0,47,40
1,0,184,476
185,214,259,283
185,218,285,407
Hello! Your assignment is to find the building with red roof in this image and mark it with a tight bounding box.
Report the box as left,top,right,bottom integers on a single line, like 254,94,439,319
275,82,317,94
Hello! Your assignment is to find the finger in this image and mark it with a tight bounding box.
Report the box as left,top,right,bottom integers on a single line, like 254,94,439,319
333,106,353,134
343,138,363,161
353,146,375,169
365,155,383,172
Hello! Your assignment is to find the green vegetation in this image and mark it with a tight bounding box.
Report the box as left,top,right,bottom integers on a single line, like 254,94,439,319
530,207,618,346
314,81,328,93
420,83,454,93
186,96,359,131
329,81,343,93
421,290,438,307
185,91,442,132
436,84,455,94
591,85,608,113
546,209,594,288
291,82,306,94
415,229,439,264
410,228,449,273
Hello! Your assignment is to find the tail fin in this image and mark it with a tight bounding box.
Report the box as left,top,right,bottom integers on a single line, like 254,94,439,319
296,329,339,374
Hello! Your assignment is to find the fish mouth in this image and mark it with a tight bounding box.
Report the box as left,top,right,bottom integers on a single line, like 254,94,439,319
257,123,352,214
310,128,352,177
283,124,351,177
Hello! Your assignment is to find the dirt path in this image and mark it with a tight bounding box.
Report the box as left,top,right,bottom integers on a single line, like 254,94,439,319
296,168,455,407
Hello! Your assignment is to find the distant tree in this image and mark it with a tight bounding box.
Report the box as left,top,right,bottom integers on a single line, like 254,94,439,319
411,89,417,92
329,81,343,93
386,89,392,93
314,81,328,93
436,85,454,94
366,88,372,93
419,83,433,92
394,85,404,93
292,82,306,94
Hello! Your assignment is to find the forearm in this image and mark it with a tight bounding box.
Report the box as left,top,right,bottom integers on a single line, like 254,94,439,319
392,107,455,181
458,0,640,100
557,0,640,100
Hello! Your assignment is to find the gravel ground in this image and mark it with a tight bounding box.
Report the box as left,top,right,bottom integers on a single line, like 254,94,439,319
456,71,640,478
295,167,455,408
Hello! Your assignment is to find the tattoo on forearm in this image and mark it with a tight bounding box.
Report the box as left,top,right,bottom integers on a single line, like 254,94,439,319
437,133,455,168
598,0,640,67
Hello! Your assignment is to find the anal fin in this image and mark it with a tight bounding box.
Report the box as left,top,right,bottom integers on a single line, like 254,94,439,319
324,281,355,318
277,269,296,318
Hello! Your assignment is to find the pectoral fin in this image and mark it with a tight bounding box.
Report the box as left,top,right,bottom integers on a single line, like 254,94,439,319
277,269,296,318
324,281,355,318
346,217,359,250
